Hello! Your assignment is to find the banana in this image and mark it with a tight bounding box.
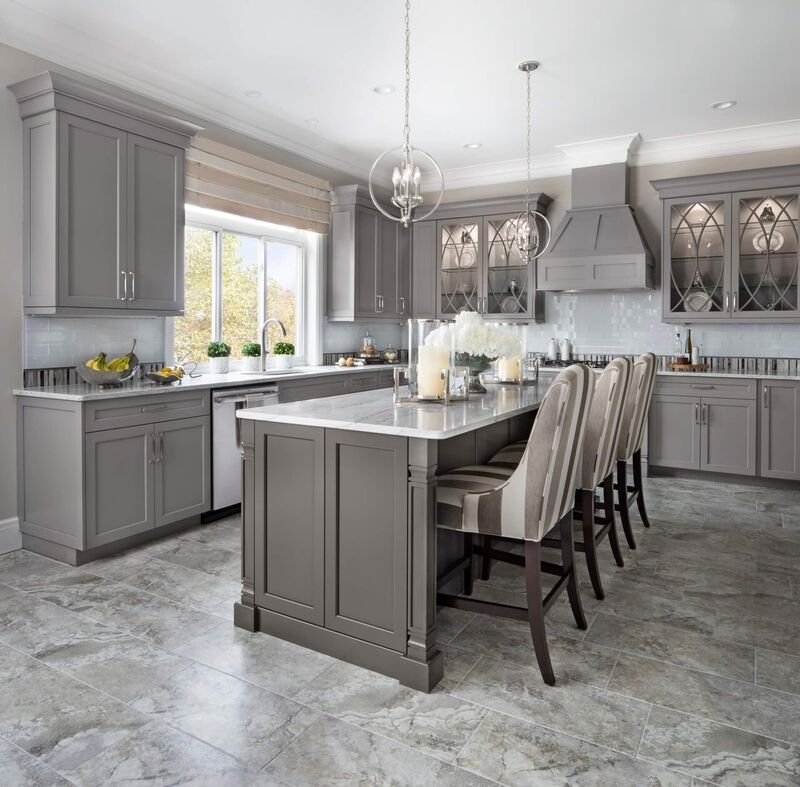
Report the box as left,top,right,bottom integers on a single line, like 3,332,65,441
107,339,137,372
85,352,107,371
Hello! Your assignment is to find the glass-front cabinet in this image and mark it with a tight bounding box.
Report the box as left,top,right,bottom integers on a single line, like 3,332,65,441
653,167,800,323
439,221,481,314
484,214,534,317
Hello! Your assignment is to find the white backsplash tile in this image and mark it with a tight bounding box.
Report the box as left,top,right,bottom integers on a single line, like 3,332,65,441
322,320,406,354
526,291,800,358
24,316,166,368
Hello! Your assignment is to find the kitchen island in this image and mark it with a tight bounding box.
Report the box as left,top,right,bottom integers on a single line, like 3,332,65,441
234,383,550,691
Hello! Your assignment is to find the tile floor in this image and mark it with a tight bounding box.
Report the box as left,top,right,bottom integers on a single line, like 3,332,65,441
1,476,800,785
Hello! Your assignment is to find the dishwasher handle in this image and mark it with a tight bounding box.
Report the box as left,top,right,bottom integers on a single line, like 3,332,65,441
214,387,279,404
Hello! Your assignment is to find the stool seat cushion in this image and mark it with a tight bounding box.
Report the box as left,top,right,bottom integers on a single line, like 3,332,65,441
436,465,514,529
487,441,527,468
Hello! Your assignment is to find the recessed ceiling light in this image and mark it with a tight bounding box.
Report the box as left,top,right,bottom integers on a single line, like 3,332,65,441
373,84,395,95
711,99,737,110
243,90,262,98
464,142,482,149
305,118,319,126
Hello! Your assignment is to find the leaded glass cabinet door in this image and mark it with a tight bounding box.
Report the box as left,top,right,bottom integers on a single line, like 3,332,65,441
438,220,480,316
732,189,800,320
483,213,536,320
663,195,731,320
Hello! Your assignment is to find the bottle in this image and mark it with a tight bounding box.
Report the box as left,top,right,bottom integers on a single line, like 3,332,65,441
684,329,693,362
559,338,572,362
673,329,682,361
547,337,559,361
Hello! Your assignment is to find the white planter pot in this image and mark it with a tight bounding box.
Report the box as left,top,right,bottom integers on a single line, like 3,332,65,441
242,356,260,372
209,357,229,374
272,355,293,370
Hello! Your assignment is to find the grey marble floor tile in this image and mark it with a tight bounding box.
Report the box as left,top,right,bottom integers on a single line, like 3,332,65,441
0,549,99,592
262,716,492,787
756,648,800,696
0,640,43,682
294,660,486,762
0,666,148,772
179,517,241,552
36,627,190,702
64,720,261,787
451,615,619,688
608,652,800,744
639,705,800,786
433,644,482,695
586,612,755,682
0,737,74,787
147,538,241,578
174,622,334,697
75,549,154,582
131,662,318,769
457,709,690,787
120,558,240,613
453,655,650,755
710,592,800,655
435,605,475,644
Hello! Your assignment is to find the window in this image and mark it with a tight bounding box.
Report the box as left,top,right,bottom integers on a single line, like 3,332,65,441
173,208,320,366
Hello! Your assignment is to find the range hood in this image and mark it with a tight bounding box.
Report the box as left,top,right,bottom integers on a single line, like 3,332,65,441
538,162,654,291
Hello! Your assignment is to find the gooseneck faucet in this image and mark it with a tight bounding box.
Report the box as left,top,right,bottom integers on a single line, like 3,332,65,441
259,318,287,371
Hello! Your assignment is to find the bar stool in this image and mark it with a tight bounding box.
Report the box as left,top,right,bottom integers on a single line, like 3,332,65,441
614,352,658,549
435,364,594,685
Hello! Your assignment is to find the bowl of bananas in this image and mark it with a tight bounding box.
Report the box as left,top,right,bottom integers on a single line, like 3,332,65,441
75,340,139,387
145,366,186,385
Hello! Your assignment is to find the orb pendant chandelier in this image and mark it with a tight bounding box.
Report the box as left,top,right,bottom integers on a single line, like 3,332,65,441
368,0,444,227
515,61,551,261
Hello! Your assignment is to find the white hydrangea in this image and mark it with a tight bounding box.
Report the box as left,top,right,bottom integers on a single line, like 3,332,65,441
423,311,521,359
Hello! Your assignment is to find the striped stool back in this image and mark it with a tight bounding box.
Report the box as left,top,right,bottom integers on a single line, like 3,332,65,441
616,353,657,462
580,358,632,490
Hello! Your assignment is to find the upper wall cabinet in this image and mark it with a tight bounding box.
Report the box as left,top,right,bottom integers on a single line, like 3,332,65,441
327,185,410,321
652,165,800,323
410,194,551,322
10,71,201,316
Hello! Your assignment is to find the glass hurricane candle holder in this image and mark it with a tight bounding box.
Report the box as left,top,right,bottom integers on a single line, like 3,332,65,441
486,322,527,386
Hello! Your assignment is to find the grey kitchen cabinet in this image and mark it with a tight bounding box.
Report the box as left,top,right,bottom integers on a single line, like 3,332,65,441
279,370,394,403
411,194,550,321
328,185,411,321
648,394,701,470
10,71,200,316
652,165,800,323
700,397,757,476
760,380,800,480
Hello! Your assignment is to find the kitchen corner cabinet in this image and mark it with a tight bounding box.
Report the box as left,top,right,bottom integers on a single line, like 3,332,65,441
652,165,800,323
17,391,211,564
410,194,551,322
328,185,410,321
10,71,200,316
760,380,800,480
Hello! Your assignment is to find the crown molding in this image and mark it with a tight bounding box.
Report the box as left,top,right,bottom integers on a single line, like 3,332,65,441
433,152,568,191
556,133,642,168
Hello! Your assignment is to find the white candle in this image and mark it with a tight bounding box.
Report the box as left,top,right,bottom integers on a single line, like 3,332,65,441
417,345,449,397
497,356,521,382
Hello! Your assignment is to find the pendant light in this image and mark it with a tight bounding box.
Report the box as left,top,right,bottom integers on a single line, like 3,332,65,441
368,0,444,227
515,61,551,261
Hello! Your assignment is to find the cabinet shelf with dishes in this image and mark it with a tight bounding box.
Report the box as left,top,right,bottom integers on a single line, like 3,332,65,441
652,165,800,322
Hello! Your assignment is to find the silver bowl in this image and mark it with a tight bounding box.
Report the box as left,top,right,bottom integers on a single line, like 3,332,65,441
75,353,140,388
145,371,182,385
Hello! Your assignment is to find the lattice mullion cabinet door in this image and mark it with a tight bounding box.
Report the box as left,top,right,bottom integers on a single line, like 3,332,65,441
436,218,481,318
730,187,800,321
661,193,733,322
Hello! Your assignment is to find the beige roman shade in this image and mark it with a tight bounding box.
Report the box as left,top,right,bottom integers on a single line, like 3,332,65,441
185,138,331,233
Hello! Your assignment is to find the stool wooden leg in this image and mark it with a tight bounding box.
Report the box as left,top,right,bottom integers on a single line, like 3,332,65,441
617,460,637,550
480,536,493,581
632,449,651,528
603,475,624,567
581,488,604,600
524,540,555,686
560,513,587,630
462,534,474,595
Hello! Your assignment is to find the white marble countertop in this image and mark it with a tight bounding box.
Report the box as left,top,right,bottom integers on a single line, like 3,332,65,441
12,364,391,402
237,383,550,440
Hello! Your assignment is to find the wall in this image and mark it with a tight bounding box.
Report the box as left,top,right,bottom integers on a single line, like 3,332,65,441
445,149,800,357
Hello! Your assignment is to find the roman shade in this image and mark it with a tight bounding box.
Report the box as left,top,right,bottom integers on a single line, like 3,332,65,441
185,137,332,233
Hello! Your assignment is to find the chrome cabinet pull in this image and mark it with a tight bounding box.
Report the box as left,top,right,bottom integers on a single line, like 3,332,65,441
140,404,168,413
690,385,716,390
148,433,156,464
724,291,730,311
732,291,738,311
376,294,380,313
694,402,699,425
399,296,405,314
130,271,135,301
121,271,128,301
763,386,769,408
702,403,708,424
157,433,164,463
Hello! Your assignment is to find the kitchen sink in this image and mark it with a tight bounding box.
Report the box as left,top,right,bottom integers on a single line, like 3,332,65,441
240,369,304,376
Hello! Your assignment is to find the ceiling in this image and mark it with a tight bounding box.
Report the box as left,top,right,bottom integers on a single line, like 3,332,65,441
2,0,800,187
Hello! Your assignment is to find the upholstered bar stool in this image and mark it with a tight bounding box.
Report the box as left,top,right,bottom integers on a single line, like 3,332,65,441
614,352,658,549
435,364,594,685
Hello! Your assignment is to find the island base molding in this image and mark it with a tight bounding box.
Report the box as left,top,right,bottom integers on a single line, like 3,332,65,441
234,601,445,692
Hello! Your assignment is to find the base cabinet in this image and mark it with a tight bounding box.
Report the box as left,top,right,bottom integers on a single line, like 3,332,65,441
700,398,757,476
649,395,701,470
760,380,800,480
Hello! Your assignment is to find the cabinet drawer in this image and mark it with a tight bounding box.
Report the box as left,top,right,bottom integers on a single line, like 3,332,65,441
347,372,378,391
279,376,349,403
377,369,395,388
654,377,757,400
84,391,210,432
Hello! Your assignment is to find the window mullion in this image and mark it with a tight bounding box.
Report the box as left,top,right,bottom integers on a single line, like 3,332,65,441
211,230,223,342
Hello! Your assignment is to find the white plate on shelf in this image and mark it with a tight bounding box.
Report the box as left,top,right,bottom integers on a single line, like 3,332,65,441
753,229,784,253
457,248,476,268
684,289,714,312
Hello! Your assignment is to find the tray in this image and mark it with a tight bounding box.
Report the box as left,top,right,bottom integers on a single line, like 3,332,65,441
667,362,709,371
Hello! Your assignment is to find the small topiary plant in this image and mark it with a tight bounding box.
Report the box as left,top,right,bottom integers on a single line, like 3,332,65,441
207,341,231,358
273,341,295,356
241,342,261,358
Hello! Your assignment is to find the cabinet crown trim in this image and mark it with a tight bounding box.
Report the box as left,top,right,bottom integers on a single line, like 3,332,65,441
651,164,800,200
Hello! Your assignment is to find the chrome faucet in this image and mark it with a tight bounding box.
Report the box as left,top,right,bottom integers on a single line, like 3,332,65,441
259,318,287,371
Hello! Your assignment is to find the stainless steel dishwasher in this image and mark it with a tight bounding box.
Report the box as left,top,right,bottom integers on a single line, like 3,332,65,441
212,385,279,511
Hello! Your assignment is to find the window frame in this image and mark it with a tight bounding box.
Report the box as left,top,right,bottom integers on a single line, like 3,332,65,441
170,206,320,369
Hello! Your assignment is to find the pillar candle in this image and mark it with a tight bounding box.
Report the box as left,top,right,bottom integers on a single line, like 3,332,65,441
497,356,521,382
417,345,449,397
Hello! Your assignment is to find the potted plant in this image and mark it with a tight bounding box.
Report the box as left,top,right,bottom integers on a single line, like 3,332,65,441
207,341,231,374
272,341,295,370
241,342,261,372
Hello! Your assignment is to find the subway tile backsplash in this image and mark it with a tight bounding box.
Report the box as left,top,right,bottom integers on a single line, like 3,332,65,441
526,291,800,357
24,316,166,368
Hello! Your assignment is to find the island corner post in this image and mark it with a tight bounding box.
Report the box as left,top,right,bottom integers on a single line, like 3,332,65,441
234,389,540,692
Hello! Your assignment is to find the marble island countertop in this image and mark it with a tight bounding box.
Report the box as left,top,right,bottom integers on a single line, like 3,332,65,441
12,364,391,402
537,368,800,382
237,383,551,439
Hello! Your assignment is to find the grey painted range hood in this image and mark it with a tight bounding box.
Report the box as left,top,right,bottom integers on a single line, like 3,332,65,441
538,162,654,291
